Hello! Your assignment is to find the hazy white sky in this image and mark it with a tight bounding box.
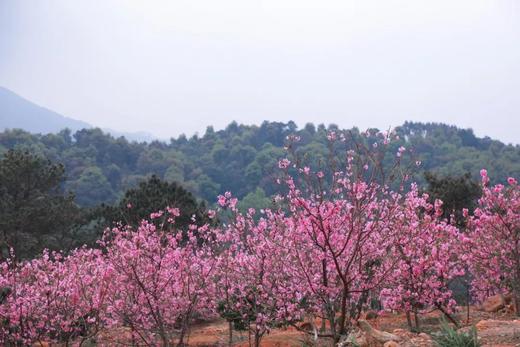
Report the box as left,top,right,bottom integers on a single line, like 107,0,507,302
0,0,519,142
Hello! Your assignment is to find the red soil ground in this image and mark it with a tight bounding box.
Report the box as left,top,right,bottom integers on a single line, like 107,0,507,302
35,306,520,346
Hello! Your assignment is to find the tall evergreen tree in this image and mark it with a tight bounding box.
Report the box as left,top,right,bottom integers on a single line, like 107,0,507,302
0,150,79,258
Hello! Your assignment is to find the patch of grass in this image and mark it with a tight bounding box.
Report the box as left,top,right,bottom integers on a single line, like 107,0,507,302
432,320,480,347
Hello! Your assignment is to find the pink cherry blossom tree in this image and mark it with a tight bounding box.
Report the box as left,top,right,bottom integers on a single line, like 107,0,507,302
381,185,464,331
239,129,419,344
0,247,112,346
0,207,218,347
214,194,307,347
463,170,520,315
102,213,217,346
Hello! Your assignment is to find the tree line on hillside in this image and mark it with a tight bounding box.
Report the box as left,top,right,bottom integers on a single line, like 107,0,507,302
0,121,518,208
1,136,482,261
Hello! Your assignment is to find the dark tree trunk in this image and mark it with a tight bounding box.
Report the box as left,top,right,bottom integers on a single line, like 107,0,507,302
228,321,233,346
406,311,413,331
414,310,420,332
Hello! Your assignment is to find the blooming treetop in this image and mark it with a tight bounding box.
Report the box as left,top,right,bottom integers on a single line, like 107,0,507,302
463,170,520,313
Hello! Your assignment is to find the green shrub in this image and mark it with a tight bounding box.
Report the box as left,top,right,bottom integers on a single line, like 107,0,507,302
432,321,480,347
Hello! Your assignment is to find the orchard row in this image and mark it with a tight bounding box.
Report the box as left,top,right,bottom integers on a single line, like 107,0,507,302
0,132,518,346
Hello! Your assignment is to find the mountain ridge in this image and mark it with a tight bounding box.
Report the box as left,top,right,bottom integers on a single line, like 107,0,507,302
0,86,156,142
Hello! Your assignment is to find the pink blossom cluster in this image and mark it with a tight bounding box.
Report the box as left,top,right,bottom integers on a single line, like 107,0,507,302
211,131,470,343
0,248,111,345
381,185,464,317
462,170,520,305
0,216,217,346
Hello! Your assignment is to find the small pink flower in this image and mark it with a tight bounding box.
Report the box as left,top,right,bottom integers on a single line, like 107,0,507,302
229,198,238,210
150,211,163,219
217,195,227,207
278,158,290,169
167,207,180,217
480,169,489,184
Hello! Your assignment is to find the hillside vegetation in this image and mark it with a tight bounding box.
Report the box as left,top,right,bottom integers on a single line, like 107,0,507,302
0,121,518,207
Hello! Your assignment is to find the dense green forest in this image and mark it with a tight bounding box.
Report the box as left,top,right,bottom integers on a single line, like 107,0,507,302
1,121,519,207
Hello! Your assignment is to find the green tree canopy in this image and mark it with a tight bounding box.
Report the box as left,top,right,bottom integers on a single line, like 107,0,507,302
96,175,208,232
0,150,80,258
423,171,481,227
1,121,519,206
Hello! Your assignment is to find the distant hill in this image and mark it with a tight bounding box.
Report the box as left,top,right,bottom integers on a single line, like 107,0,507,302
0,86,155,142
0,86,91,133
0,120,519,207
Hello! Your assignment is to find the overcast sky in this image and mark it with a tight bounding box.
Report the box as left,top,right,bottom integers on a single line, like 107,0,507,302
0,0,519,143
